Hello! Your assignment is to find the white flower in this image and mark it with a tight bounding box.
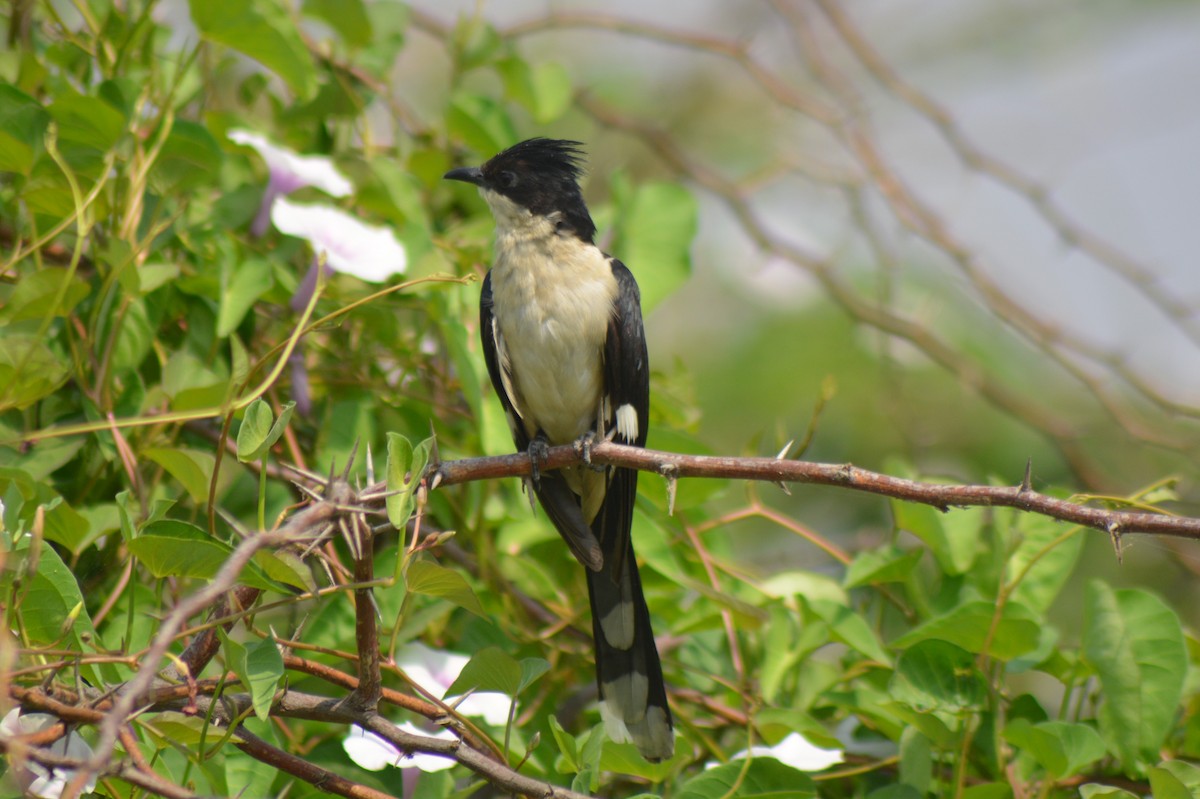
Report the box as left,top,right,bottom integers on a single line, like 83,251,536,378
395,642,510,726
709,731,844,772
228,129,352,197
0,709,98,798
228,129,352,236
342,723,456,773
271,198,407,283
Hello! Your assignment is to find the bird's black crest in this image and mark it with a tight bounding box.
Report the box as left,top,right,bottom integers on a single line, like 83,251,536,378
482,138,596,241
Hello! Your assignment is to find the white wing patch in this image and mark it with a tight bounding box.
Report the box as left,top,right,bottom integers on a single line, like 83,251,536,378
493,326,524,420
615,403,639,443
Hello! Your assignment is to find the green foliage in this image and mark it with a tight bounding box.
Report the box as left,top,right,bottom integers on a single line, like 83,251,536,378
1,3,1196,799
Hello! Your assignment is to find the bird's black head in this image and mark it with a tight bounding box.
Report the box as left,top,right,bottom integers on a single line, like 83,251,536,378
444,138,596,242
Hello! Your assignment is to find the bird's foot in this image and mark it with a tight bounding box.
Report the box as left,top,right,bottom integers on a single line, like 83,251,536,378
528,436,552,488
575,431,607,473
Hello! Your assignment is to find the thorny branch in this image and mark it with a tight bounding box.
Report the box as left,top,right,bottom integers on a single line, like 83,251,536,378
422,440,1200,541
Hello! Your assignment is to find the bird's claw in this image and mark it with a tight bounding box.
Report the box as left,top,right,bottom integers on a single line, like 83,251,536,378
576,431,606,473
528,437,551,488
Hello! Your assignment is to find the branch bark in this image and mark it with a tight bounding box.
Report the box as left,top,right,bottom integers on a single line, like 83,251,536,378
420,440,1199,541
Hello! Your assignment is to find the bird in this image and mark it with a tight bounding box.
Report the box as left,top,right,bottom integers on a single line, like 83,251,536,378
444,138,674,762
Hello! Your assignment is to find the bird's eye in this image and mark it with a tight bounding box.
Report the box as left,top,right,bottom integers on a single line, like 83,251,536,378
498,170,518,188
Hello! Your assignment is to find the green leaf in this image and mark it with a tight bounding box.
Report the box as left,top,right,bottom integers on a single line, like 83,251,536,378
150,119,224,192
1002,509,1083,615
0,84,49,174
1078,787,1138,799
18,542,112,685
1081,581,1186,767
142,711,239,746
1156,761,1200,793
807,599,891,665
891,500,981,576
892,600,1040,661
598,740,681,782
385,432,433,531
236,400,294,462
20,542,94,645
405,559,485,618
223,748,277,799
444,645,522,697
446,92,517,158
128,519,281,592
218,258,273,338
844,545,924,588
0,267,90,323
898,727,931,794
548,715,579,772
867,787,923,799
1148,768,1193,799
760,606,800,704
161,350,228,410
961,785,1013,799
47,90,127,150
144,447,216,504
303,0,371,46
244,635,284,720
518,657,550,692
237,399,274,462
675,758,816,799
611,181,696,313
189,0,318,99
359,2,410,75
890,640,985,712
450,15,503,71
1003,719,1105,778
254,549,314,591
497,57,572,124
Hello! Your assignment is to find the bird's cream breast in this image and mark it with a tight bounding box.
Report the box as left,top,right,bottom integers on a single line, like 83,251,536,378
486,195,617,445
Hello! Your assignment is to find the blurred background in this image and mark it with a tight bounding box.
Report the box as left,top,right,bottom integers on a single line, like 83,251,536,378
384,0,1200,622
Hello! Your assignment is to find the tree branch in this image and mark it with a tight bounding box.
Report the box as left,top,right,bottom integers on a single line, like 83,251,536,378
423,440,1198,541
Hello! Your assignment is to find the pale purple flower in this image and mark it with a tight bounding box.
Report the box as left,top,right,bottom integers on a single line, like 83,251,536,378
708,731,844,772
394,642,510,725
342,723,456,773
0,709,98,798
271,197,407,288
228,129,352,236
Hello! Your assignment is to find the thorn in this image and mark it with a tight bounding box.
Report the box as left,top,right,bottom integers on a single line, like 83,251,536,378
775,439,795,461
338,518,359,560
775,481,792,496
318,556,336,586
365,443,375,485
369,591,381,624
1107,520,1123,564
429,469,443,491
1020,458,1032,493
293,482,324,502
429,419,441,465
660,463,678,516
343,440,360,482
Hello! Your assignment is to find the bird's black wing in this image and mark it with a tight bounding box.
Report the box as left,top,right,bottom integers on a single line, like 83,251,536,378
480,271,603,571
587,257,674,761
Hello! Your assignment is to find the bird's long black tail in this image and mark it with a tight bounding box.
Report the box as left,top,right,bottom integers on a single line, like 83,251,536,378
586,466,674,762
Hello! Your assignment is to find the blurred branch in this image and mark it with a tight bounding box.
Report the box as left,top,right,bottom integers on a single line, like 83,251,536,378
422,440,1199,541
410,4,1200,484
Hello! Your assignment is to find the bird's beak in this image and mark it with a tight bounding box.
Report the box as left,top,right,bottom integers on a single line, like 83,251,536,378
443,166,485,186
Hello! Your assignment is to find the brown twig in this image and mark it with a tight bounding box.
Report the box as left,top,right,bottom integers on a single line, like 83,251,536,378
420,440,1198,540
